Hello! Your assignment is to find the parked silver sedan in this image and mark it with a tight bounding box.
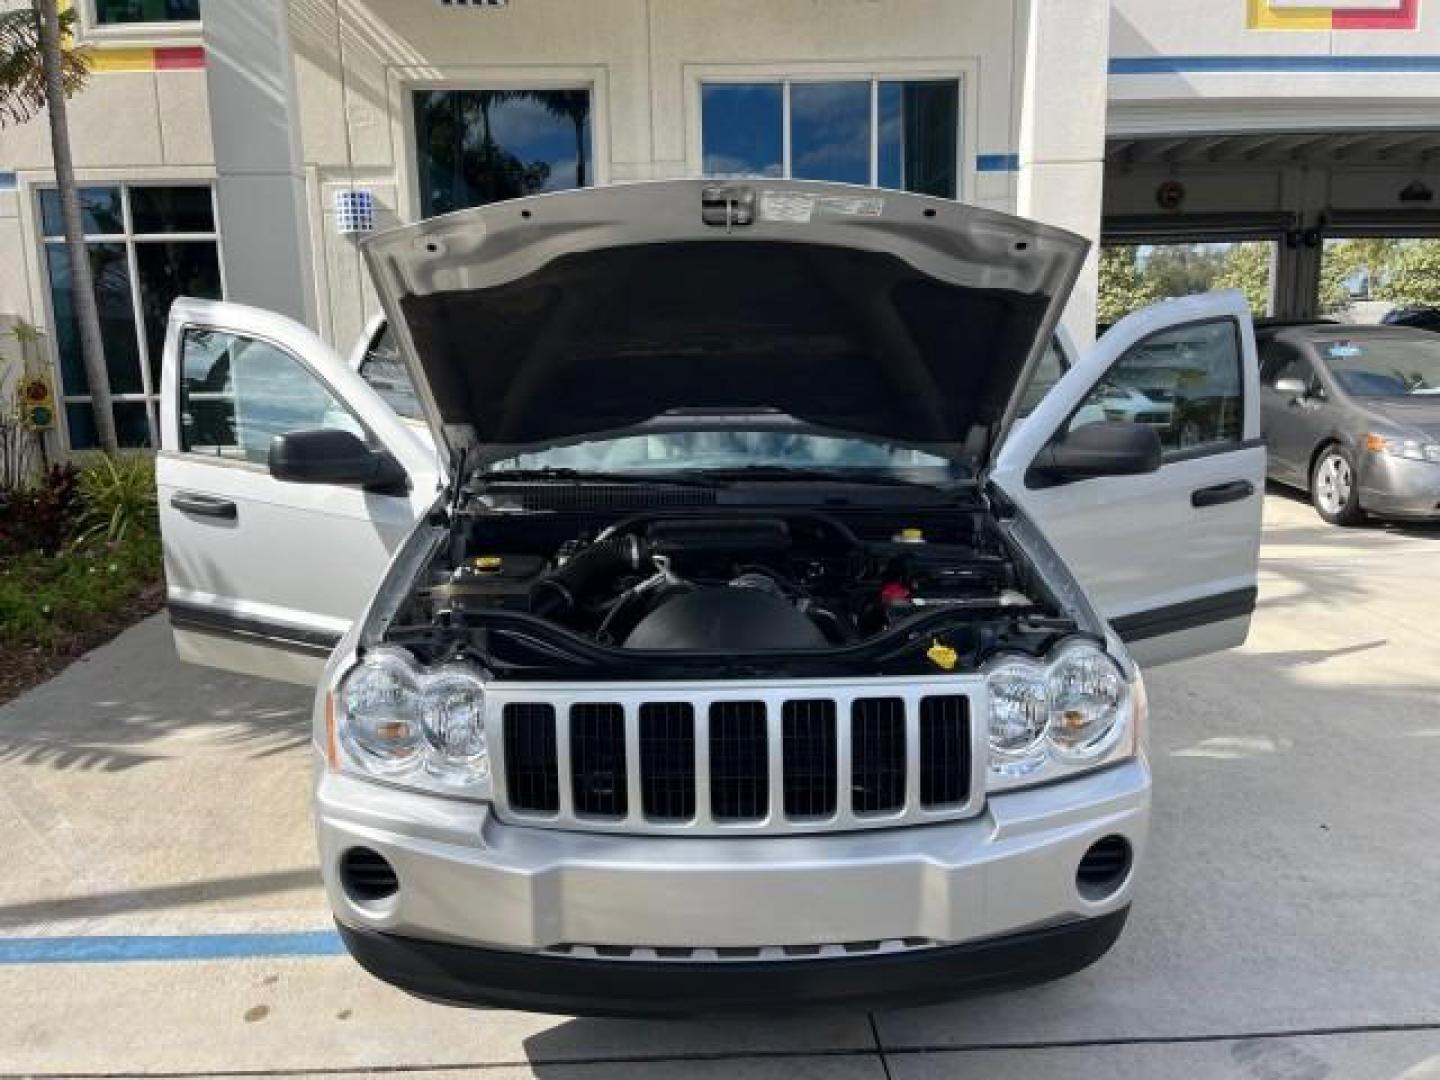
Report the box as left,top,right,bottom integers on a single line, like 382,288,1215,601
1259,323,1440,525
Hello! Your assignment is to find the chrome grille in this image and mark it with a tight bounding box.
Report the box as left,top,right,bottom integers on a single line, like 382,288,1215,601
491,679,982,836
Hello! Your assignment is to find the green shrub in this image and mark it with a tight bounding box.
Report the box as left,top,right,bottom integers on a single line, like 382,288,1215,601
0,531,163,650
0,463,80,555
75,453,157,545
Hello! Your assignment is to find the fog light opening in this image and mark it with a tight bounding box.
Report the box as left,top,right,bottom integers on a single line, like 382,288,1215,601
340,847,399,906
1077,835,1132,902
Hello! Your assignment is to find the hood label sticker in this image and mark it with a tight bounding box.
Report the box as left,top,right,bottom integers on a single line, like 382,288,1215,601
760,192,815,223
818,195,886,217
760,191,888,223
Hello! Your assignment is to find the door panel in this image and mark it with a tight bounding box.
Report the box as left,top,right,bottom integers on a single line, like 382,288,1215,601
992,292,1264,667
1259,341,1322,485
158,299,440,684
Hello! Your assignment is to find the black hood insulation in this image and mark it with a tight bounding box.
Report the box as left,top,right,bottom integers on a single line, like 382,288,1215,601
399,241,1053,453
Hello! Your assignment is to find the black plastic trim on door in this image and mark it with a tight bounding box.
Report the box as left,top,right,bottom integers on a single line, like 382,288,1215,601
1191,480,1255,508
1111,587,1258,644
168,601,340,655
171,491,238,519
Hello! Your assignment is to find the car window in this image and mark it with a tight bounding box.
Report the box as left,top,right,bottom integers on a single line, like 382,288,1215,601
1316,335,1440,398
357,324,424,421
1073,318,1243,458
179,328,367,465
1017,337,1068,417
1259,341,1314,389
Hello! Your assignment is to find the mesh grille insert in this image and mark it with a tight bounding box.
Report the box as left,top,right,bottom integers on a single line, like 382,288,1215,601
852,698,906,815
570,703,627,819
639,703,696,821
919,696,970,807
710,701,769,821
503,703,559,814
782,700,837,819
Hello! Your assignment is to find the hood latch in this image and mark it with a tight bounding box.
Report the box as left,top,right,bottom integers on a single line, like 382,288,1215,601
701,184,756,232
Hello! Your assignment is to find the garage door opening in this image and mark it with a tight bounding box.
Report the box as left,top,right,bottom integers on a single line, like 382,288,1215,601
1320,237,1440,328
1099,240,1278,327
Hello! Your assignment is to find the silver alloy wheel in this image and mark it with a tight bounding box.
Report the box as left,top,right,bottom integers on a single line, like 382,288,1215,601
1315,451,1352,515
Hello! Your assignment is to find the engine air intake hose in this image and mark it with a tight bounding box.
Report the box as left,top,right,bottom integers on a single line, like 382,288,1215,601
530,535,646,619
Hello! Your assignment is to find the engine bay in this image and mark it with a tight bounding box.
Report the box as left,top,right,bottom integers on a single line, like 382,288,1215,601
384,487,1084,679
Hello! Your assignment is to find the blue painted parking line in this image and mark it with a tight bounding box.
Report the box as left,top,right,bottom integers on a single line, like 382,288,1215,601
0,930,344,964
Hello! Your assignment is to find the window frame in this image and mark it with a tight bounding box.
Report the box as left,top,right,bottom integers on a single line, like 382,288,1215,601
35,181,225,450
174,323,375,473
394,68,612,225
1058,316,1247,467
78,0,202,47
687,60,976,202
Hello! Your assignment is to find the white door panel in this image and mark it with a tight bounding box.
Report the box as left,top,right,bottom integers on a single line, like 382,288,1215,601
158,299,440,682
993,291,1264,666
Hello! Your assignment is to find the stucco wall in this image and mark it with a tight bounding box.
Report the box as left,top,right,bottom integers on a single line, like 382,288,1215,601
289,0,1031,351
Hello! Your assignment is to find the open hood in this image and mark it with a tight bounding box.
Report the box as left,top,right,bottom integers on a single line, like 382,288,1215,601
362,180,1086,469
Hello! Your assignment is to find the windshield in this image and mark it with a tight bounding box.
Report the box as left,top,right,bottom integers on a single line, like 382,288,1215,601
1319,336,1440,398
487,431,961,479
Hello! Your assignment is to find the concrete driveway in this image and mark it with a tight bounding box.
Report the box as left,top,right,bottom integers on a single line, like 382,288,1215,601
3,493,1439,1078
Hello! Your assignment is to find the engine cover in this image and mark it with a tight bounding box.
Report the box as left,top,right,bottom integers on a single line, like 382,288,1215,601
623,588,828,651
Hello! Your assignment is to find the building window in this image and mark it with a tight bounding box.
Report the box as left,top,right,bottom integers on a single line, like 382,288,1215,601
92,0,201,25
413,88,593,218
40,183,223,449
701,79,961,199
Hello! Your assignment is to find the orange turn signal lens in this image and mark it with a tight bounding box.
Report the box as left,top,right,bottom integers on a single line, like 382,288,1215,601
325,691,339,770
1364,433,1387,453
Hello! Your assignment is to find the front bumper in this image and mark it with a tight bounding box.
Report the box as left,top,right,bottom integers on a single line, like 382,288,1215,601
317,756,1149,1012
1359,452,1440,519
337,906,1130,1015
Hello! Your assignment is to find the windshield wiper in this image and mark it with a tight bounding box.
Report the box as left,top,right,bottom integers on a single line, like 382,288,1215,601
476,467,722,488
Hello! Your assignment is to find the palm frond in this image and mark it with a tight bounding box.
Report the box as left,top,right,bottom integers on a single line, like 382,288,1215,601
0,7,90,128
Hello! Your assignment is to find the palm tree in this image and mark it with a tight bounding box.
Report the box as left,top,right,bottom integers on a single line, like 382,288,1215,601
0,3,115,452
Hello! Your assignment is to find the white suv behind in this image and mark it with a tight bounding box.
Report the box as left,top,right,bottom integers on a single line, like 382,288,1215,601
157,180,1263,1014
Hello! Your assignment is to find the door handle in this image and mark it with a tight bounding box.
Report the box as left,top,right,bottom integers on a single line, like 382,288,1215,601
171,491,238,520
1191,480,1254,509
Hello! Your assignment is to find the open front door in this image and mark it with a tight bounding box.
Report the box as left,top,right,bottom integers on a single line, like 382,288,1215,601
993,292,1264,667
157,299,440,685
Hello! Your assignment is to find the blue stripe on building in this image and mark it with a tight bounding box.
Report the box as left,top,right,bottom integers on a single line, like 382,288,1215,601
976,153,1021,173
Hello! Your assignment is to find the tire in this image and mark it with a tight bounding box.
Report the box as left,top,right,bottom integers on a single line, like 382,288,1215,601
1310,444,1365,526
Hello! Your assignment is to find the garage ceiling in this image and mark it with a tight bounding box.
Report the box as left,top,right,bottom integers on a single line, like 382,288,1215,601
1107,130,1440,168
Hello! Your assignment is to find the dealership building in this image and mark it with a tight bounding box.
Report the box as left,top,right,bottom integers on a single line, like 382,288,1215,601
1,0,1438,451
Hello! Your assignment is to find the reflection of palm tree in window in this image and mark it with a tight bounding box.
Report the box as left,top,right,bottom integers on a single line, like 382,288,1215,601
533,89,591,189
418,90,551,212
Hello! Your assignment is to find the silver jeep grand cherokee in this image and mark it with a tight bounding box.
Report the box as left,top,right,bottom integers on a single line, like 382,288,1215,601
156,180,1264,1014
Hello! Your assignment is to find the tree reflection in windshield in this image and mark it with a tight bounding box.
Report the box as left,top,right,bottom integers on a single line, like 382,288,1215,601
490,431,954,474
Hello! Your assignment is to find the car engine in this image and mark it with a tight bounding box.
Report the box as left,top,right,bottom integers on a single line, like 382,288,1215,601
387,494,1076,677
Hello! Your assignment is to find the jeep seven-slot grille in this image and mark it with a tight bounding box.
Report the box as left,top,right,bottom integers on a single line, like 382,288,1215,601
498,692,974,834
852,698,907,815
502,704,559,814
709,702,769,821
570,703,627,818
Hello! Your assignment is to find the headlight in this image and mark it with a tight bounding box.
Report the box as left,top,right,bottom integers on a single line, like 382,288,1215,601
984,659,1051,778
984,640,1134,791
334,647,490,794
1367,434,1440,464
339,647,424,774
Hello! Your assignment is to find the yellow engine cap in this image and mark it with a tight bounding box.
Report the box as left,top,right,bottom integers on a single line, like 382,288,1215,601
472,555,504,572
926,641,959,672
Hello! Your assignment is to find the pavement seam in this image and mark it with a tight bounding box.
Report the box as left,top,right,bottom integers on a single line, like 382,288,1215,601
868,1011,897,1080
9,1020,1440,1079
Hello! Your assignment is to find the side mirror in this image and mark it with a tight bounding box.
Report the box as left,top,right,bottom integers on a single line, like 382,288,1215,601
269,429,408,495
1274,377,1308,399
1029,420,1162,486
